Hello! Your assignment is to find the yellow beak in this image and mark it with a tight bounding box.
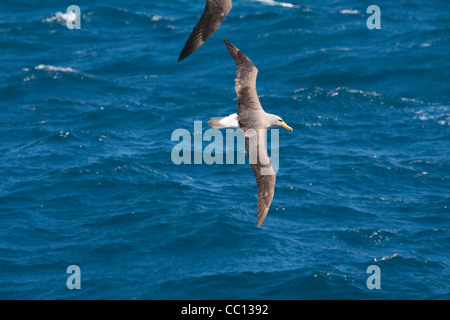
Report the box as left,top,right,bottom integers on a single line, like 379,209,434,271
281,121,293,132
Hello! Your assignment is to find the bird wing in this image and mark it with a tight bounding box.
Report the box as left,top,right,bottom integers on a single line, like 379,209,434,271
223,38,264,120
245,129,276,227
178,0,232,61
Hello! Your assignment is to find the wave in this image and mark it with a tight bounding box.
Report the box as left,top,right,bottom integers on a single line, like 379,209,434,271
43,12,76,25
120,9,174,22
35,64,78,73
374,253,399,262
251,0,300,9
339,9,360,15
412,105,450,126
33,64,96,80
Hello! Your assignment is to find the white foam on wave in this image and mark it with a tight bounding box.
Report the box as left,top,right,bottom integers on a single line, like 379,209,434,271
33,64,95,80
339,9,360,15
133,10,174,22
43,12,77,25
345,88,382,97
401,97,424,104
419,42,432,48
412,105,450,126
35,64,78,73
151,15,163,22
374,253,399,262
401,96,450,126
252,0,300,9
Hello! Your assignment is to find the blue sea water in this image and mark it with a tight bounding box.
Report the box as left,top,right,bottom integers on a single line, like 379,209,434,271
0,0,449,300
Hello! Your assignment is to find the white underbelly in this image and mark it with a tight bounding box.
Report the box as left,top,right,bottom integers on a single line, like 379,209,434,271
219,113,240,129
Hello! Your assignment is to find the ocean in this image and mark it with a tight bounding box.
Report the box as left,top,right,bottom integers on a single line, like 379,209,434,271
0,0,449,299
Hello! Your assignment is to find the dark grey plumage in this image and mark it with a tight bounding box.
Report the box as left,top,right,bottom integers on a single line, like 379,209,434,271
178,0,232,62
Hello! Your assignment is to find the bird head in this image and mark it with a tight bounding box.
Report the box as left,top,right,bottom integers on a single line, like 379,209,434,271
271,115,293,132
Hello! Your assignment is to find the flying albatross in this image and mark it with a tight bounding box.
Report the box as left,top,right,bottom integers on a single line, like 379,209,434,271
208,39,293,227
178,0,232,62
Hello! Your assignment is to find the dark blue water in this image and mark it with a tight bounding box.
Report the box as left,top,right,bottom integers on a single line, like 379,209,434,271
1,0,449,299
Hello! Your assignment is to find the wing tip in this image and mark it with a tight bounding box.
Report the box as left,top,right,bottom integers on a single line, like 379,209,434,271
177,47,189,62
178,42,197,62
223,38,239,57
256,207,270,228
257,217,266,228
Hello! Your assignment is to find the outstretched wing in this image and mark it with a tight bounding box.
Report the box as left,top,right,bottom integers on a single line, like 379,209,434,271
178,0,232,61
223,39,263,115
245,129,276,227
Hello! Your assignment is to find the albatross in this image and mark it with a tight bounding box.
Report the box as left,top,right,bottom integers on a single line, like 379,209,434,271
208,39,293,227
178,0,232,62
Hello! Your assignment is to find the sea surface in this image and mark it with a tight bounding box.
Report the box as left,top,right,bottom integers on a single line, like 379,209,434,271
0,0,449,299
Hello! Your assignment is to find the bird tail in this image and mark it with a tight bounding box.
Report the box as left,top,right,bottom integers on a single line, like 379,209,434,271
208,117,228,129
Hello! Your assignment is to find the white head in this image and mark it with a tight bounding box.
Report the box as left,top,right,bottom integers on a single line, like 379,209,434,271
267,114,293,132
